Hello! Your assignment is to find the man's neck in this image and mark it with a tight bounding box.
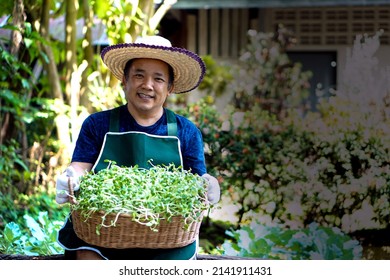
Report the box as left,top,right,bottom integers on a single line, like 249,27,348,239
127,105,164,127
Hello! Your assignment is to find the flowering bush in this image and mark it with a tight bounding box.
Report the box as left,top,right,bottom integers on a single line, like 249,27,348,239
182,98,390,233
180,28,390,235
230,27,312,117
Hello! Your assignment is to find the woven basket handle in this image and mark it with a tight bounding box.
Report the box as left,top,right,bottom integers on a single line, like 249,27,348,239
68,177,78,204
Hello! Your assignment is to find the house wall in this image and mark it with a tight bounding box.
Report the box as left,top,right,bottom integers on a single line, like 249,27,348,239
166,6,390,57
263,6,390,91
162,5,390,111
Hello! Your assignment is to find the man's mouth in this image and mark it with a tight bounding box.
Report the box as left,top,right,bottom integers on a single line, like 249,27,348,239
138,93,154,99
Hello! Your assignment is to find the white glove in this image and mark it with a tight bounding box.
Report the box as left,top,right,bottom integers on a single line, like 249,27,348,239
202,173,221,204
55,166,80,204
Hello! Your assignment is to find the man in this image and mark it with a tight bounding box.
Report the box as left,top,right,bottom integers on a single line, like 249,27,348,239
55,36,220,260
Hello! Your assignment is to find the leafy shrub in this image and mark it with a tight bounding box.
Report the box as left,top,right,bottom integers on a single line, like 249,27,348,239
198,55,233,98
0,191,69,256
0,140,31,196
220,221,363,260
0,212,64,256
0,191,69,229
1,22,64,195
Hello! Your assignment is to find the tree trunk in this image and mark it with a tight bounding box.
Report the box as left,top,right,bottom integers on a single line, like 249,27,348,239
10,0,29,176
64,0,79,159
40,0,62,101
65,0,78,103
80,0,94,111
10,0,25,57
40,0,71,163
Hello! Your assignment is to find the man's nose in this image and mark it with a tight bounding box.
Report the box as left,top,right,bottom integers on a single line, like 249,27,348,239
141,76,153,89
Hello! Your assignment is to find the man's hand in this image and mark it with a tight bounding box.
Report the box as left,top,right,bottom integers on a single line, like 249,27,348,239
202,173,221,204
55,166,80,204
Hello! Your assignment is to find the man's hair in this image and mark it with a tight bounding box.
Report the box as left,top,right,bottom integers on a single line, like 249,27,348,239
123,59,174,90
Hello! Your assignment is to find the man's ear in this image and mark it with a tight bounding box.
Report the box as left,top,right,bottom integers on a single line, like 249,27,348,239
168,84,174,94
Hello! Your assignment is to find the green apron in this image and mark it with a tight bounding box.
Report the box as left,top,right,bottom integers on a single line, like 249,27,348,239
92,107,197,259
92,107,182,172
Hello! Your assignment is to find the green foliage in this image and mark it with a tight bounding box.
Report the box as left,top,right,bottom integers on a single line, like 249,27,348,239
220,221,363,260
87,71,126,111
0,42,34,120
0,191,70,229
0,22,49,97
0,140,31,195
0,191,69,255
0,2,13,16
96,0,154,44
1,21,60,195
0,212,64,256
199,55,233,99
177,99,223,176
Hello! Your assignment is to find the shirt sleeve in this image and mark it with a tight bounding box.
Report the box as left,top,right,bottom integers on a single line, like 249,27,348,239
71,114,107,164
178,118,207,176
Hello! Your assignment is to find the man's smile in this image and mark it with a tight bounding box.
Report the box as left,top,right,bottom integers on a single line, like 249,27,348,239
137,93,154,99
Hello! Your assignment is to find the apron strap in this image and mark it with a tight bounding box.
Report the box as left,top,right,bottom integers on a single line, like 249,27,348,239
109,107,121,132
165,108,177,136
109,107,177,136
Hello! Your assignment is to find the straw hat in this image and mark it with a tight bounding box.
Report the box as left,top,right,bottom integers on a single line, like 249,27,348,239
101,36,206,94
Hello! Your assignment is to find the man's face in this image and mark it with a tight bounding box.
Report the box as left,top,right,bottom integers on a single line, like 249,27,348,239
123,58,173,116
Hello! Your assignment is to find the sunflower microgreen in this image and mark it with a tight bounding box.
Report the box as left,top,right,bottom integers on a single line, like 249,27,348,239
71,161,210,234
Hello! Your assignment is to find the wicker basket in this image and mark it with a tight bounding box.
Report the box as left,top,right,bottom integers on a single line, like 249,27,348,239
71,209,203,249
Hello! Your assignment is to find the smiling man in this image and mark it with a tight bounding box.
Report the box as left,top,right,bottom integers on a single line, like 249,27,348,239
55,36,220,260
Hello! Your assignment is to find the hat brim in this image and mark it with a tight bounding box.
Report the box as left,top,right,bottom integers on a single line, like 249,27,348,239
101,43,206,94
